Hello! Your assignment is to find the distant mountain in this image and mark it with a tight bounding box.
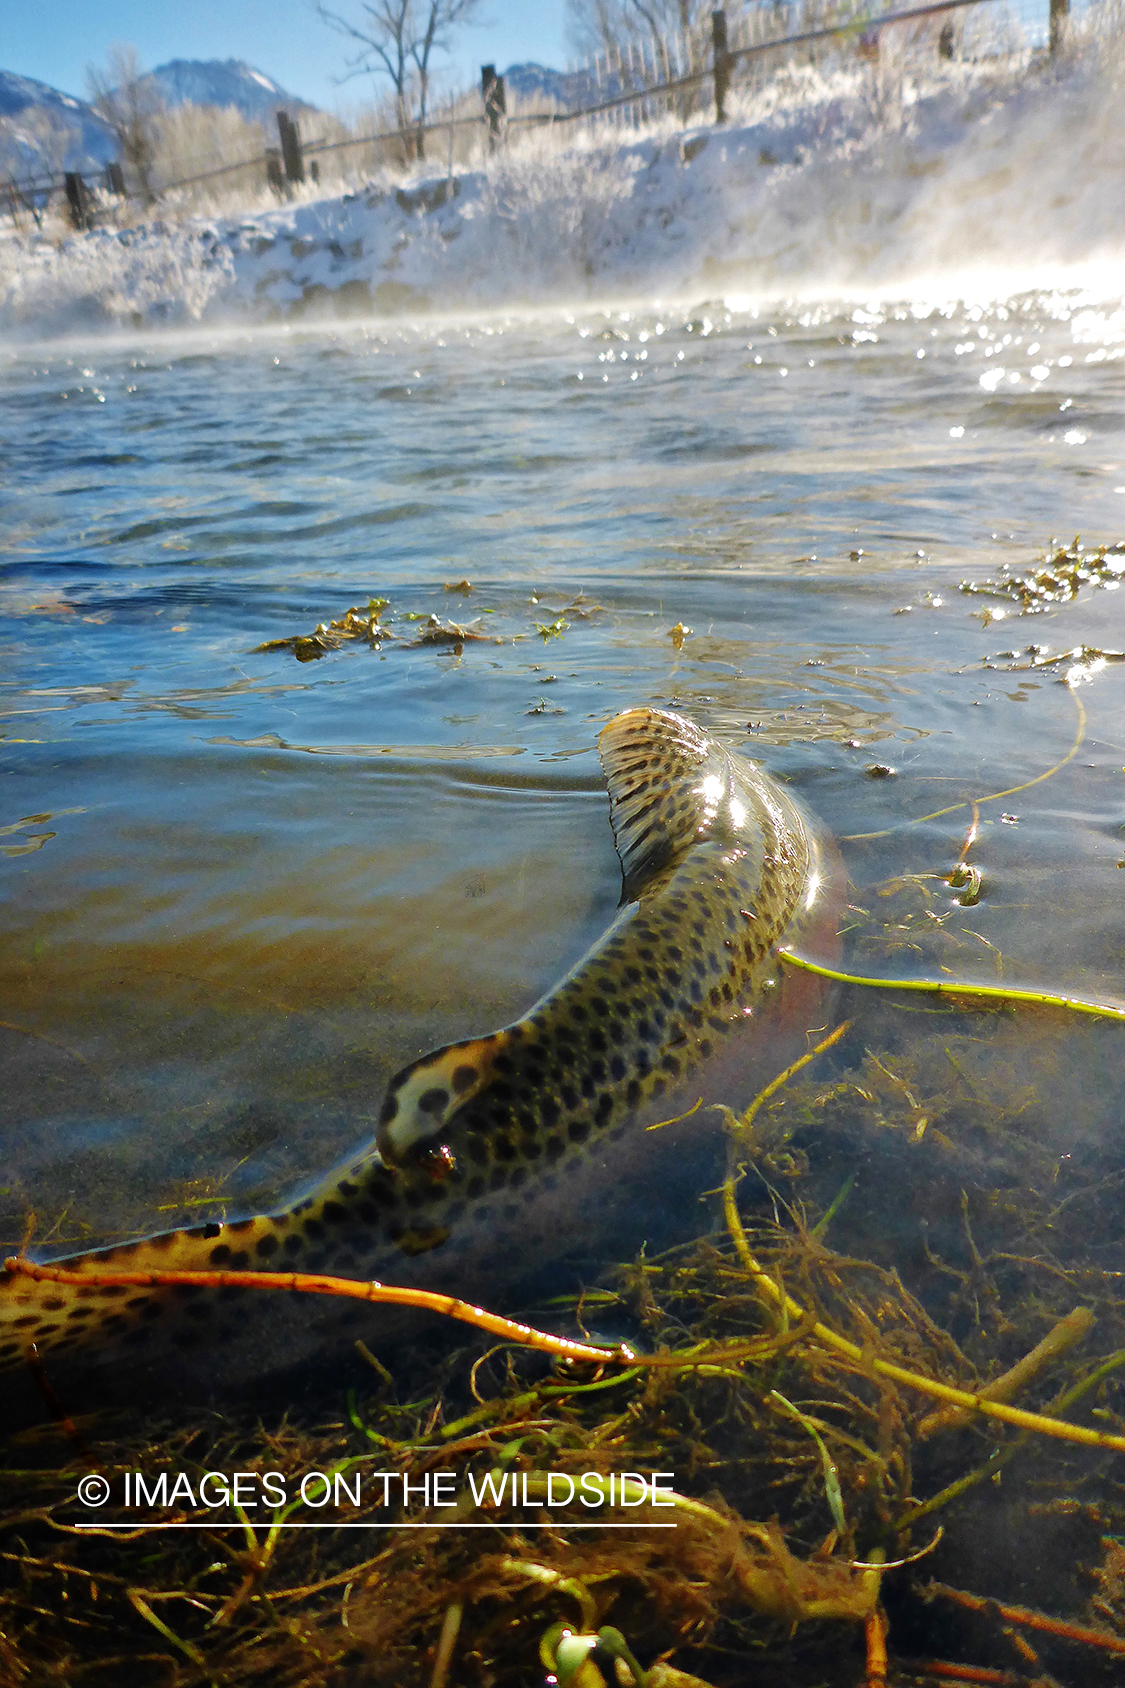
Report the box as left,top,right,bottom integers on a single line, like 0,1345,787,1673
141,60,319,125
500,62,591,112
0,59,319,188
0,70,116,178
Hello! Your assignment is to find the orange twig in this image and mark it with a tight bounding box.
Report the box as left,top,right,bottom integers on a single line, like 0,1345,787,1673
2,1256,620,1367
927,1580,1125,1656
955,801,980,868
864,1606,889,1687
898,1663,1036,1685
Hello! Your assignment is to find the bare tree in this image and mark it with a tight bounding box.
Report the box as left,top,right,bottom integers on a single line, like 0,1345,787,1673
568,0,711,60
86,44,164,202
0,110,73,227
314,0,482,159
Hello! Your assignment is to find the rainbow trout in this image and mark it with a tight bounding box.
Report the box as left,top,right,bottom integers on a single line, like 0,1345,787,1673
0,708,840,1397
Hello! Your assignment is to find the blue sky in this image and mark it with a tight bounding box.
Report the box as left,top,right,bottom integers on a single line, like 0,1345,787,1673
4,1,573,111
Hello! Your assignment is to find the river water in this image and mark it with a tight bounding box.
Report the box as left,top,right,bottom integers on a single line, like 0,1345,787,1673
2,291,1124,1293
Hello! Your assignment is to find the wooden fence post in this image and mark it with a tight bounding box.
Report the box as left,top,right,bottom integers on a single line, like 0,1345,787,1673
266,149,284,195
481,65,507,151
64,172,91,230
712,9,732,124
1049,0,1068,54
276,110,305,185
105,161,126,196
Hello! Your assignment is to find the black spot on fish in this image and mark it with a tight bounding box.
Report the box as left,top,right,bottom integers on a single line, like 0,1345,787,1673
380,1095,399,1125
201,1222,222,1239
256,1233,279,1259
468,1135,488,1167
581,1074,596,1100
337,1180,358,1197
209,1245,231,1267
545,1137,565,1161
662,1055,681,1077
322,1202,347,1224
418,1087,449,1116
561,1084,578,1110
304,1218,325,1241
610,1054,626,1081
540,1097,560,1128
595,1093,614,1124
626,1079,641,1106
467,1175,485,1199
284,1234,303,1257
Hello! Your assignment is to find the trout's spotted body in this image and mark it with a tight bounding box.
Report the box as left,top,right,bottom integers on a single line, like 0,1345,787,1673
0,709,837,1383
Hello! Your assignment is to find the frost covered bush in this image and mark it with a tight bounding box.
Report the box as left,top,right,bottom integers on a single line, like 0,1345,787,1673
0,225,234,336
477,132,649,288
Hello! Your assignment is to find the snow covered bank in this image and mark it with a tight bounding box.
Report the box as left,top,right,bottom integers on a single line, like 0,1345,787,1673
2,38,1124,337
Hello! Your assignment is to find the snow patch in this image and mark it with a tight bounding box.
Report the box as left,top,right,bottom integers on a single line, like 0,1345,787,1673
3,40,1124,339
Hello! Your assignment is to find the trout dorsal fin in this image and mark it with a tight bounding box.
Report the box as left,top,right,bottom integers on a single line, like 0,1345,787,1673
598,708,720,902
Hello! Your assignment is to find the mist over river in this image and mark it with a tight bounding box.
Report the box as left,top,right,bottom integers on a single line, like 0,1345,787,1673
3,280,1124,1277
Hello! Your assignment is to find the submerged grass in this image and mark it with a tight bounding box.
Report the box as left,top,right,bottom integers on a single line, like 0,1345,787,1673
5,982,1125,1686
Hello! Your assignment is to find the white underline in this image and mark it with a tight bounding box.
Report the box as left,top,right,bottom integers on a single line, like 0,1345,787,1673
72,1520,677,1531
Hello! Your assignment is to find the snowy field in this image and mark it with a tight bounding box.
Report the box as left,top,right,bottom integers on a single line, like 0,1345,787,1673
1,22,1124,337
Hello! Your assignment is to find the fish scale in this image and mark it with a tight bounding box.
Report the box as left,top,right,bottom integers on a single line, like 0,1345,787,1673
0,707,838,1390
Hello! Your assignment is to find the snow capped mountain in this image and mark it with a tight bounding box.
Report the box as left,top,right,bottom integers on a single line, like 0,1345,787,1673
0,69,117,175
140,60,319,125
0,59,320,185
499,63,590,111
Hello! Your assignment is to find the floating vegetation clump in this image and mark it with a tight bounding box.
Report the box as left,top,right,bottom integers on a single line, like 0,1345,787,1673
982,642,1125,684
255,597,507,662
959,536,1125,618
5,991,1125,1688
254,590,605,663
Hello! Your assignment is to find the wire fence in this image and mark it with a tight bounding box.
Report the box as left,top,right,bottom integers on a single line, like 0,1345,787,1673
1,0,1096,230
